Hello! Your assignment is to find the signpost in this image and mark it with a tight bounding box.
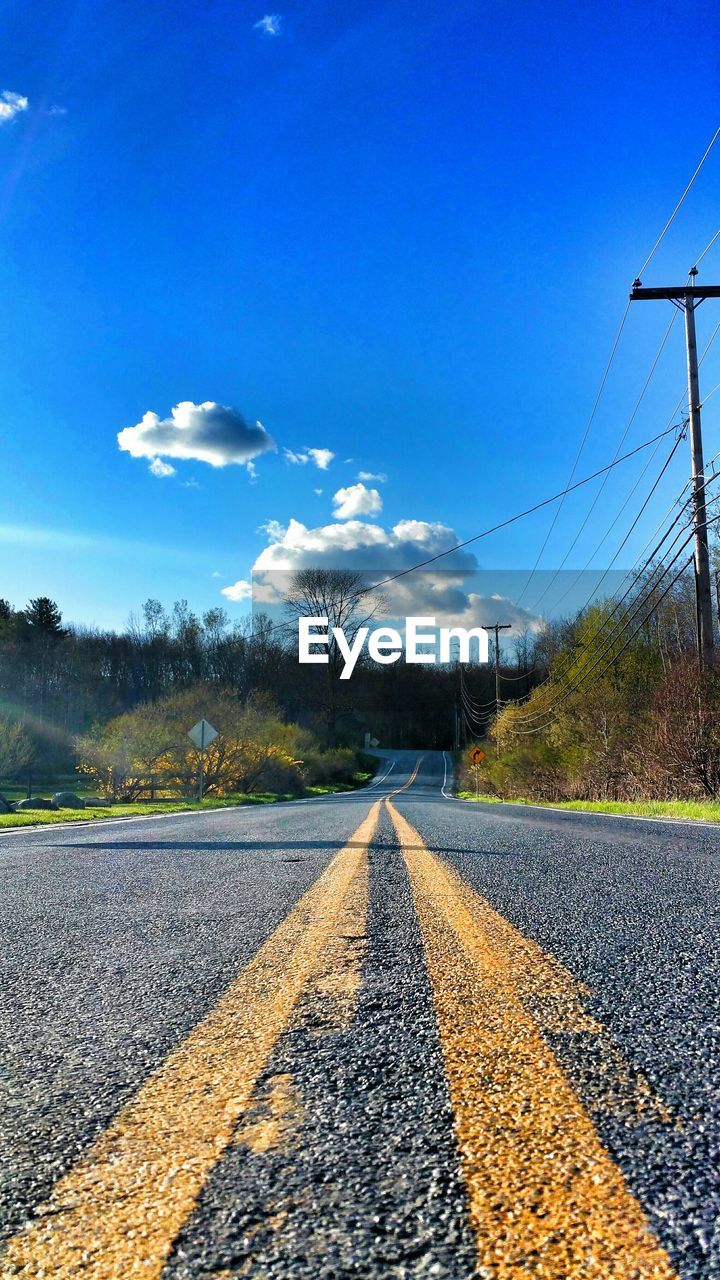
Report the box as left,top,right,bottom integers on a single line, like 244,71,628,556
188,719,219,802
467,745,486,798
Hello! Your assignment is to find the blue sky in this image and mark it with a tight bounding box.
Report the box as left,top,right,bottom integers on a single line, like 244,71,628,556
1,0,719,630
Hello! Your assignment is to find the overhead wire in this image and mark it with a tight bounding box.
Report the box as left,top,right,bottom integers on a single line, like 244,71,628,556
254,422,686,649
526,308,680,615
537,309,720,623
507,554,697,735
515,127,720,609
511,487,720,729
635,125,720,278
514,299,632,609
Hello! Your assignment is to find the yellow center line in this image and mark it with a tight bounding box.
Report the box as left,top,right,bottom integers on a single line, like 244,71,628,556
386,798,678,1280
386,755,423,798
1,802,381,1280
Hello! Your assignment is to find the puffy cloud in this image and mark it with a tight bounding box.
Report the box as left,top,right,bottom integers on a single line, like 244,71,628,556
254,13,282,34
249,512,542,635
0,91,28,123
118,400,275,469
221,579,253,602
332,482,382,520
253,515,474,573
357,470,387,483
149,457,176,478
307,448,334,470
283,447,335,470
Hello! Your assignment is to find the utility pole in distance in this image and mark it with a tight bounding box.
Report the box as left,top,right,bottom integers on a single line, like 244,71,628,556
630,275,720,667
480,622,513,711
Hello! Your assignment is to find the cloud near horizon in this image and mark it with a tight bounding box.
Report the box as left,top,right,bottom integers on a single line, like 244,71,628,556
118,401,276,471
221,579,253,602
0,91,29,123
244,514,541,634
252,515,475,574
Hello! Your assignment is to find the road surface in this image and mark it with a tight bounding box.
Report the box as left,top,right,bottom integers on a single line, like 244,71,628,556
0,751,717,1278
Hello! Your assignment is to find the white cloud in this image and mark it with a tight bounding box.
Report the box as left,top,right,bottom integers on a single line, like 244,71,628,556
357,470,387,483
149,457,176,478
283,446,335,470
307,447,334,470
250,515,542,634
253,515,473,573
332,482,382,520
0,91,28,123
47,104,67,117
314,488,323,495
221,579,253,602
118,400,275,470
254,13,282,35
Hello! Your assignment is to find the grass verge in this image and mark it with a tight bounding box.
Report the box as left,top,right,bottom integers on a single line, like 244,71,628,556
0,773,376,830
457,792,720,823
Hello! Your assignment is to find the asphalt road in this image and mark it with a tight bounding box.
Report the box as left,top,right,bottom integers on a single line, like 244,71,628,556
0,752,717,1278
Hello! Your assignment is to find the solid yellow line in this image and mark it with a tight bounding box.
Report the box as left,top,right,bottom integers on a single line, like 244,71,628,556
386,755,422,798
1,801,381,1280
386,798,678,1280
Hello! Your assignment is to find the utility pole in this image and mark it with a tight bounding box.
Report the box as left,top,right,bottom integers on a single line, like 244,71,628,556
630,276,720,667
480,622,512,711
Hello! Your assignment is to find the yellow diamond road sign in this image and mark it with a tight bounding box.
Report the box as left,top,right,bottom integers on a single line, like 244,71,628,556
468,746,486,765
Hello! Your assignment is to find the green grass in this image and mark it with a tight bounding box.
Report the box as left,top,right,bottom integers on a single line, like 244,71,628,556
0,774,376,830
457,792,720,822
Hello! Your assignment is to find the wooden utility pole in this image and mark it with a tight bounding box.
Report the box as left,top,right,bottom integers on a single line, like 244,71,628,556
480,622,513,710
630,277,720,667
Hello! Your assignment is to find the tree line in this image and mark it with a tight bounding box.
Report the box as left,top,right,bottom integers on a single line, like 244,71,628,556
3,546,718,804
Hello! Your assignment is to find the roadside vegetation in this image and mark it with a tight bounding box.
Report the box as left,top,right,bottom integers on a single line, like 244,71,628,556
4,551,720,819
456,546,720,812
456,792,720,823
0,593,380,823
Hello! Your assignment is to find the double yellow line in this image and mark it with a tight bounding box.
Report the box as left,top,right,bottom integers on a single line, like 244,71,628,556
1,766,678,1279
388,796,677,1279
1,805,381,1280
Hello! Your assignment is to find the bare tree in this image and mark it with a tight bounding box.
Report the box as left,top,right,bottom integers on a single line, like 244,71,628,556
283,568,383,744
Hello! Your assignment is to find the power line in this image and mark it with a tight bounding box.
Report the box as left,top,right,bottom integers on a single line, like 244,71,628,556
367,424,683,593
694,226,720,269
546,426,687,621
515,131,720,610
508,486,715,724
506,555,695,736
514,300,632,608
515,503,704,718
636,125,720,278
254,421,685,649
539,311,720,623
526,309,680,615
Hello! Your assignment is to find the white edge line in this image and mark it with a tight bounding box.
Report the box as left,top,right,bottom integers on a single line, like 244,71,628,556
0,779,387,839
368,760,395,787
441,751,452,798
